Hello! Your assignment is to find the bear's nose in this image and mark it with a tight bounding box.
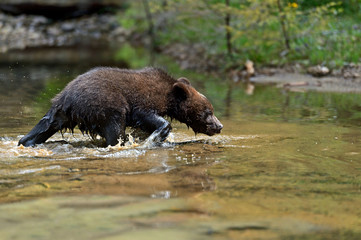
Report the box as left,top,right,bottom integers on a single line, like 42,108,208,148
212,116,223,132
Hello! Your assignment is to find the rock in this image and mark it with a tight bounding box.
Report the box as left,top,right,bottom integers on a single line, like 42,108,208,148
342,63,361,79
257,67,279,76
0,12,128,53
61,23,75,32
0,0,118,4
307,65,330,77
0,1,124,20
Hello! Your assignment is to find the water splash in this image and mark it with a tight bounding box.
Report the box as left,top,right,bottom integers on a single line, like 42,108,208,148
0,132,176,161
0,139,54,158
0,130,236,162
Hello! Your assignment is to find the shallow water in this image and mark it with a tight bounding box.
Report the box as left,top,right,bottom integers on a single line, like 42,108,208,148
0,48,361,239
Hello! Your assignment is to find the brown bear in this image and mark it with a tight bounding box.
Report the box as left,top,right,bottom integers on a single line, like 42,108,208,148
18,67,223,147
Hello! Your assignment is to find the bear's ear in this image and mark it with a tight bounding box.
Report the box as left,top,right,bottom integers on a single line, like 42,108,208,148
172,82,190,100
177,77,191,85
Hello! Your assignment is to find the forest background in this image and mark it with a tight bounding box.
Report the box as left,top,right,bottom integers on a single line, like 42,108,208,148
120,0,361,71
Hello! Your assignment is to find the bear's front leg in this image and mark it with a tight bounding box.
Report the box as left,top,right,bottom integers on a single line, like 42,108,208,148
131,110,172,143
102,114,127,146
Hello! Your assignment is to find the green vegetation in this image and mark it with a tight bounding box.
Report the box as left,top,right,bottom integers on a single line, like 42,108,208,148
119,0,361,67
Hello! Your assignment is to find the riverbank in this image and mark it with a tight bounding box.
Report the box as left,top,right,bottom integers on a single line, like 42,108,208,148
252,72,361,93
1,9,361,93
162,42,361,93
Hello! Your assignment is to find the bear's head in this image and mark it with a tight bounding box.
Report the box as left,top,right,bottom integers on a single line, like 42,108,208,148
170,77,223,136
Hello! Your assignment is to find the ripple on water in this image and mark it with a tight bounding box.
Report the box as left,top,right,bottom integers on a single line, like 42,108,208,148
0,165,62,176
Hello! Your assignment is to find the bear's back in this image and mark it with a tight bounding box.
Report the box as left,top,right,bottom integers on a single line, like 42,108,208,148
52,67,176,116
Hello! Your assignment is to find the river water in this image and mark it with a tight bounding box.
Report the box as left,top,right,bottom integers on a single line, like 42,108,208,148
0,47,360,240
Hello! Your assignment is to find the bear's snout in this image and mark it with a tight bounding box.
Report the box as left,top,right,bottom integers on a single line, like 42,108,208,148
205,115,223,136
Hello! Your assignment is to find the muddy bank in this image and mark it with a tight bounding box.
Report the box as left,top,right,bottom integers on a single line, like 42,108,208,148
252,73,361,93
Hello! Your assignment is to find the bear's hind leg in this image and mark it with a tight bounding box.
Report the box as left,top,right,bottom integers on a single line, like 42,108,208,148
18,108,68,147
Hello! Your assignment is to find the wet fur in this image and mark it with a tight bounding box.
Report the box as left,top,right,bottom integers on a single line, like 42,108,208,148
19,67,222,147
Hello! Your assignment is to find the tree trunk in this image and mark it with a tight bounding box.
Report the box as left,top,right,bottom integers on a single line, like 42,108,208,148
276,0,291,50
141,0,156,64
225,0,233,58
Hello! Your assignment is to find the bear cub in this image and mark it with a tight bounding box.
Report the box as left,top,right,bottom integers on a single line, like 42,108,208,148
19,67,223,147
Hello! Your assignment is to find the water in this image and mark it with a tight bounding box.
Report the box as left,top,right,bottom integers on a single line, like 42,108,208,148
0,47,361,239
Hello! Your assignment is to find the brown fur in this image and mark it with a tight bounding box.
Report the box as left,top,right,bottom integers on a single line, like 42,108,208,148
18,67,223,147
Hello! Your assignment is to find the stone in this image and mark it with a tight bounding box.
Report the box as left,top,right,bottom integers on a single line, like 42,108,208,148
0,0,124,20
307,65,330,77
342,63,361,79
0,12,128,53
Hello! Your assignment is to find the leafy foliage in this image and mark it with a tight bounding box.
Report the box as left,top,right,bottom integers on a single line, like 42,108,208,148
120,0,360,67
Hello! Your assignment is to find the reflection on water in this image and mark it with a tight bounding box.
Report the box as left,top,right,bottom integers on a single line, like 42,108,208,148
0,48,360,239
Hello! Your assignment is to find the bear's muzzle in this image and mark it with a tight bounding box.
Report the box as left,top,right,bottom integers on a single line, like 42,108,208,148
205,115,223,136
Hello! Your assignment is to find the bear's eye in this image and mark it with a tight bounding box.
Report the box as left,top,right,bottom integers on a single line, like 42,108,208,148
197,109,212,120
205,110,212,116
199,110,212,121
